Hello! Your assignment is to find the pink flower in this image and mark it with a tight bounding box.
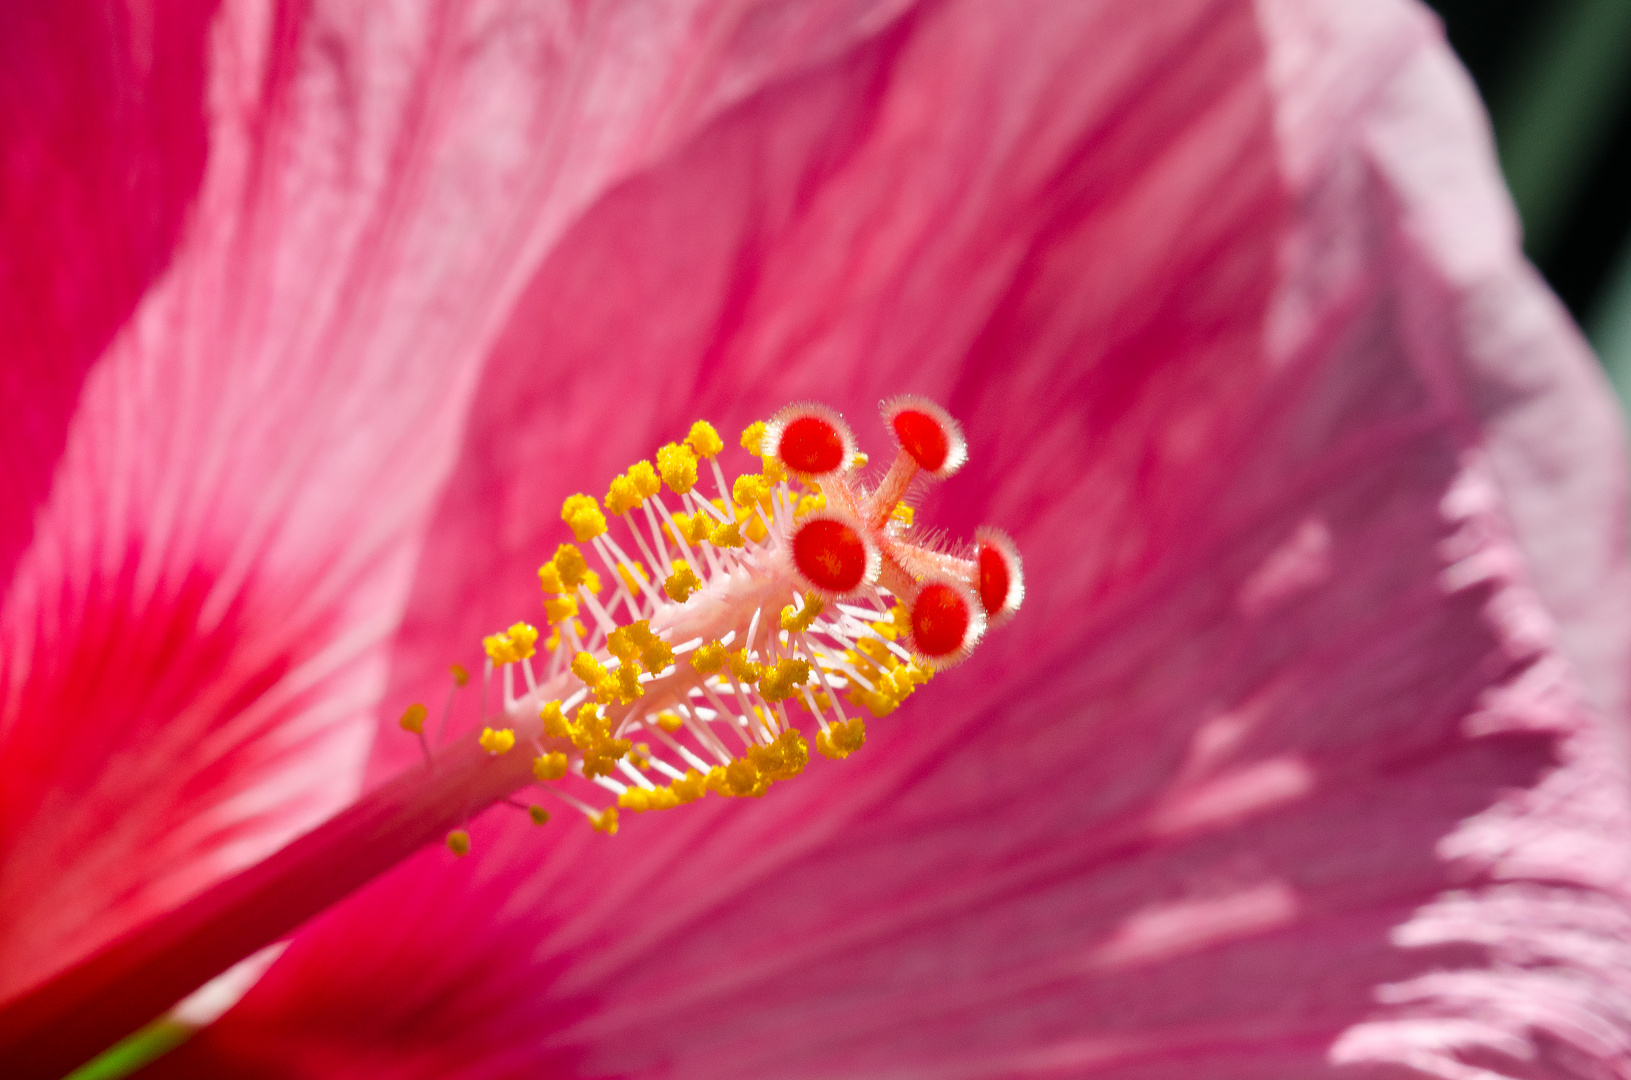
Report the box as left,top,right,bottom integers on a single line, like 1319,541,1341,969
5,0,1631,1077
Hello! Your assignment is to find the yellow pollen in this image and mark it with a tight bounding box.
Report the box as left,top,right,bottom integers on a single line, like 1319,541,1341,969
399,703,427,734
551,544,590,588
727,649,764,685
449,664,469,687
605,473,642,516
709,519,743,548
533,751,568,781
656,711,684,733
656,442,698,495
891,503,914,527
760,658,812,703
740,420,766,456
665,564,701,602
795,492,826,518
589,807,619,835
572,652,608,689
446,830,471,856
544,594,578,623
816,717,866,759
541,701,572,738
686,420,725,458
628,460,661,499
483,622,539,665
538,561,564,593
733,473,772,510
562,493,607,541
691,640,727,676
852,452,868,468
478,727,516,755
780,592,825,633
529,806,550,825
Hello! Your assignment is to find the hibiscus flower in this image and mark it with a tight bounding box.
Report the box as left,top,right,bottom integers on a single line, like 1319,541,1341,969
5,0,1631,1078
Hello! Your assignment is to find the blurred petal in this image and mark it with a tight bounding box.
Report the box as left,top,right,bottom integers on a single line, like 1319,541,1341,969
153,0,1631,1078
0,0,908,1006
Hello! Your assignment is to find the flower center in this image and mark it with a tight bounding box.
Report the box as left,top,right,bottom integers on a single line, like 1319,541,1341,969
432,397,1023,842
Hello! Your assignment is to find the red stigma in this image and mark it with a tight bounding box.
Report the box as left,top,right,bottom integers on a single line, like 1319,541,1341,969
912,583,971,657
892,410,950,473
978,542,1010,615
793,518,869,592
779,416,847,474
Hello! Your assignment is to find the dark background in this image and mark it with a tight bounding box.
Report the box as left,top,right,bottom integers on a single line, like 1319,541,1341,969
1427,0,1631,397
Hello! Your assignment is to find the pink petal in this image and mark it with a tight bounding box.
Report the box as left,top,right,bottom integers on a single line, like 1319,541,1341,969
157,0,1631,1077
0,0,908,1005
0,1,213,592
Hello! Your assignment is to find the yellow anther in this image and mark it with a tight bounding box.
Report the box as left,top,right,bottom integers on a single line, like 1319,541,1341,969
483,621,539,665
852,452,868,468
584,569,602,594
605,473,643,516
479,727,516,755
529,806,550,825
606,662,644,705
618,788,651,812
816,717,866,759
795,492,826,517
665,564,701,602
562,493,607,541
891,503,915,527
583,739,632,779
538,561,564,593
640,637,674,673
760,658,813,703
740,420,767,456
686,420,725,458
656,442,698,495
446,830,471,856
724,758,761,796
747,729,808,782
589,807,619,835
672,769,708,803
450,664,469,687
572,652,609,689
627,460,661,499
780,592,825,633
709,519,743,548
691,640,727,676
552,544,590,588
682,513,713,544
762,455,788,484
574,702,605,742
540,701,572,739
617,560,648,595
727,649,764,684
732,473,772,510
533,751,569,781
399,703,427,734
656,711,684,733
544,594,578,624
606,625,642,663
